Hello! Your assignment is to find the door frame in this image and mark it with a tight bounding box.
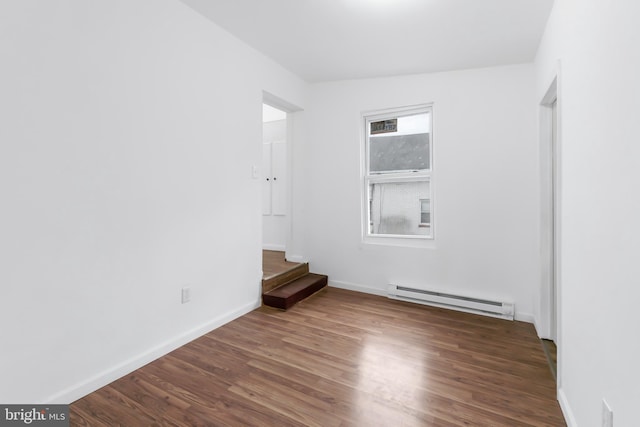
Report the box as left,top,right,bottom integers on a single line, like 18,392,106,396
539,69,561,384
262,91,303,260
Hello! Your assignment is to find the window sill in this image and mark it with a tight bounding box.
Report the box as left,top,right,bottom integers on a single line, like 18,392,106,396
362,234,435,249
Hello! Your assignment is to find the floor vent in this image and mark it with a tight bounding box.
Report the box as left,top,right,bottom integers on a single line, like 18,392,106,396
387,285,514,320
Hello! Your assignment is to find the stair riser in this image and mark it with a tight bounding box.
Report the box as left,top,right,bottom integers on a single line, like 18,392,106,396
262,263,309,293
263,275,328,310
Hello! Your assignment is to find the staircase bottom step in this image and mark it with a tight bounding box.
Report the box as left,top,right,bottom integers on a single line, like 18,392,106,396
262,273,328,310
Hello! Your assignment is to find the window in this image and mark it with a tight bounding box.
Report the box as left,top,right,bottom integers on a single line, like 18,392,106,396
420,199,431,227
363,105,433,240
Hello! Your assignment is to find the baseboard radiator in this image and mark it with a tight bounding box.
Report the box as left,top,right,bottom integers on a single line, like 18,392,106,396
387,285,515,320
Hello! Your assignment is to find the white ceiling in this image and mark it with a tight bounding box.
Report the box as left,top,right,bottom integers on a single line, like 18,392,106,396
181,0,554,83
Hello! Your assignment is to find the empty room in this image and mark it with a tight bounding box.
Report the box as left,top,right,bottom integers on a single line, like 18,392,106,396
1,1,639,426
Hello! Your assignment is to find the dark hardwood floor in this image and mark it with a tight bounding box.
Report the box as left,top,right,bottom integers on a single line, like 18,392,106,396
541,339,558,382
71,288,566,426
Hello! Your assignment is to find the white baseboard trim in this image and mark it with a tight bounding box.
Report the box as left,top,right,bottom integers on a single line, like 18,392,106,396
328,280,387,297
285,254,308,263
514,312,535,324
532,315,542,337
45,299,260,404
558,387,577,427
263,244,286,251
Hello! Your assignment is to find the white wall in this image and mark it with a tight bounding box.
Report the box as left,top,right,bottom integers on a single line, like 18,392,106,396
294,64,539,321
535,1,640,425
0,0,305,403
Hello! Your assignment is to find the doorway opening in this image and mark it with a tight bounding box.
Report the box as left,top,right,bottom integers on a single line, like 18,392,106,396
261,91,304,283
540,75,560,384
262,103,288,253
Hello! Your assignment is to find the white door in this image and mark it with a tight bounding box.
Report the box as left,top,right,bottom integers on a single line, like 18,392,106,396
262,141,286,216
262,143,272,216
262,102,288,251
270,141,287,216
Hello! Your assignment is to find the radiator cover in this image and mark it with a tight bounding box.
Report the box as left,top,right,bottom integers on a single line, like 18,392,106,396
387,285,515,320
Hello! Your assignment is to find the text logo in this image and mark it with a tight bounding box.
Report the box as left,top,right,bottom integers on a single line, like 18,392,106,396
0,405,68,427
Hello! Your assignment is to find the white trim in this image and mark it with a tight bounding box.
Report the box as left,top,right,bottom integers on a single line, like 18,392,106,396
262,91,304,263
361,103,434,122
263,243,286,251
284,253,309,263
532,313,543,338
538,63,561,343
262,91,303,114
360,237,437,249
367,172,430,184
558,387,577,427
538,63,564,398
538,99,554,340
328,280,387,297
515,312,535,324
44,299,260,404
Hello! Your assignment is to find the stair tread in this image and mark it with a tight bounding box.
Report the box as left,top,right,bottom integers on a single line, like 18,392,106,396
262,273,328,310
262,263,309,293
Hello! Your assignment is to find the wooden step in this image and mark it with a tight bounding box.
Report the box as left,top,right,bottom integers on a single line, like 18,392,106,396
262,273,328,310
262,262,309,293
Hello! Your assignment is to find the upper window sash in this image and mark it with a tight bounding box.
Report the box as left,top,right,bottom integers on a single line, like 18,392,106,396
365,106,432,176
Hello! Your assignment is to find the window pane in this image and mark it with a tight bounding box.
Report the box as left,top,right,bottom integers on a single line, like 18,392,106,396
369,112,430,173
420,199,431,224
370,133,430,173
369,180,431,236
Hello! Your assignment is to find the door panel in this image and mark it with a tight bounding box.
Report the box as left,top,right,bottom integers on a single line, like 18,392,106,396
271,141,287,216
262,143,272,216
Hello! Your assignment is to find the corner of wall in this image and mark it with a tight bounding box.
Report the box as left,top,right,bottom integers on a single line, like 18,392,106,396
531,313,543,338
514,312,536,325
557,387,578,427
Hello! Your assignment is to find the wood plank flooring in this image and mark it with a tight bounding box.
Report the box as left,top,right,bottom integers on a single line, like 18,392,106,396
262,250,300,280
541,339,558,382
70,288,566,426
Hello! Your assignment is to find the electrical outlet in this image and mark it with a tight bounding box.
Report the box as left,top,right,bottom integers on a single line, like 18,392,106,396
181,287,191,304
602,399,613,427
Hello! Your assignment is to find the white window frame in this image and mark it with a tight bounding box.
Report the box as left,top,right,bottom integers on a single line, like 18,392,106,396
362,104,434,244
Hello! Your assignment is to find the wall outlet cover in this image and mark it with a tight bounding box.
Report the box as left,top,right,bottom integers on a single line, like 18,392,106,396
181,287,191,304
